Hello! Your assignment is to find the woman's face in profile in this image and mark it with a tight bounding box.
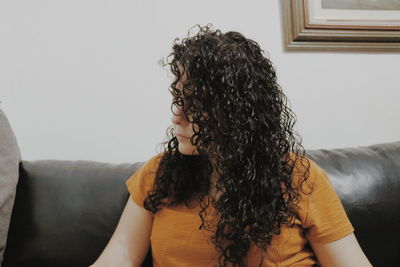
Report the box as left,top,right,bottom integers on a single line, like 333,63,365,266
170,66,199,155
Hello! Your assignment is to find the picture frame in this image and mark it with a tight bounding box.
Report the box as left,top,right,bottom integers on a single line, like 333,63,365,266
282,0,400,51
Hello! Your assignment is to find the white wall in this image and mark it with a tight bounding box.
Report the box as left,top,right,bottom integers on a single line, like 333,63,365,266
1,0,399,163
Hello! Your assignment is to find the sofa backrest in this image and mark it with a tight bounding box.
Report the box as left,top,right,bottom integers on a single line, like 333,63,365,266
1,160,152,267
2,141,400,267
306,141,400,267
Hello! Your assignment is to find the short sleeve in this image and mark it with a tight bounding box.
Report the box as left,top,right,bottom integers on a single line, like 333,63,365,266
297,158,355,244
125,153,163,208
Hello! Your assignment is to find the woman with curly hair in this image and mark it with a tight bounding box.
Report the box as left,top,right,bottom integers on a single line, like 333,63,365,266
91,25,371,267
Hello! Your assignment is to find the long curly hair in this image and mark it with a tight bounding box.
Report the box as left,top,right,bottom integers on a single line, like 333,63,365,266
143,24,311,267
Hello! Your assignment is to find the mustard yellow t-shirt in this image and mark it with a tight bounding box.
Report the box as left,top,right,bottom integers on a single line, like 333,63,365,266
125,153,354,267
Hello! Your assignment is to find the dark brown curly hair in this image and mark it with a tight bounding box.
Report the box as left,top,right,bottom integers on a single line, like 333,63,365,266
143,24,311,267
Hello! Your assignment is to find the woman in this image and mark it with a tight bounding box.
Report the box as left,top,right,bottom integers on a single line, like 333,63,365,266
91,25,372,267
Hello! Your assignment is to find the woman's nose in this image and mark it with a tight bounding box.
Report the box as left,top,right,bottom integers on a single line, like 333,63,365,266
171,106,187,125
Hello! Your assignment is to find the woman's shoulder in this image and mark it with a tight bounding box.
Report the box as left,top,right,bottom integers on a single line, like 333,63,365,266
131,152,165,179
288,153,354,243
125,152,165,207
288,152,323,189
127,152,165,187
143,152,165,168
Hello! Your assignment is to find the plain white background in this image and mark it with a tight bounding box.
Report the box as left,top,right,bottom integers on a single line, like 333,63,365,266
1,0,399,163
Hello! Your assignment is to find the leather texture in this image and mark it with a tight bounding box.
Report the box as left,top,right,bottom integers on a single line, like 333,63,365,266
2,141,400,267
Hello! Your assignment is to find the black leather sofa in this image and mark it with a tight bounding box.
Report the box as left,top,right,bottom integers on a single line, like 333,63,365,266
2,141,400,267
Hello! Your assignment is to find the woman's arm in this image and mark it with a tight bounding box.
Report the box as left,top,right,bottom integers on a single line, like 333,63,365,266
90,195,153,267
309,233,372,267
